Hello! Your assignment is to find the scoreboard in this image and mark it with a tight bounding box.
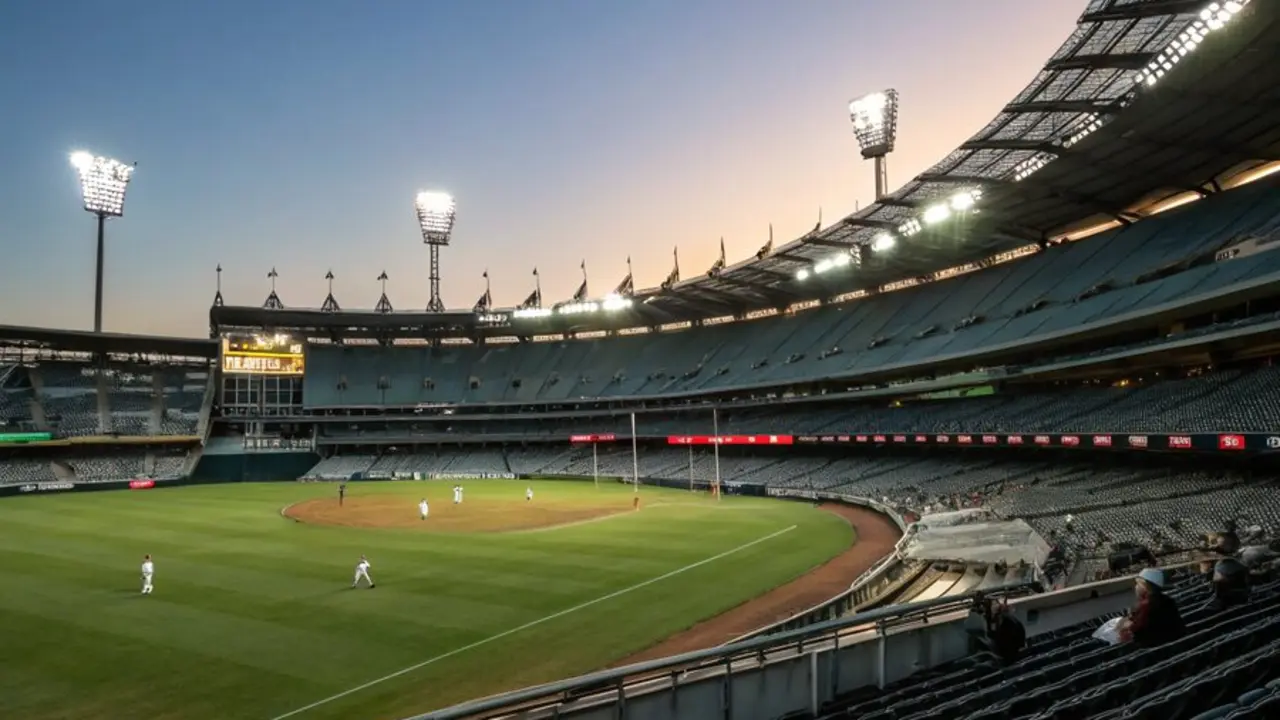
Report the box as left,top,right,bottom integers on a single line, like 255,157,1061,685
220,334,305,375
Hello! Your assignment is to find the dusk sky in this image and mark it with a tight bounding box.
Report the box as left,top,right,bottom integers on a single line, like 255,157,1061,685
0,0,1081,337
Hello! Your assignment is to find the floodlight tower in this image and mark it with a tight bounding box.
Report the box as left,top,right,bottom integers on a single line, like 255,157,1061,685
414,191,457,312
70,151,136,333
848,89,899,200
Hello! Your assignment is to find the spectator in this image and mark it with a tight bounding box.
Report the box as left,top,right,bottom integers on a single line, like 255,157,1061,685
984,598,1026,664
963,596,1026,666
1204,558,1250,612
1119,568,1185,647
1208,524,1241,556
1241,540,1278,571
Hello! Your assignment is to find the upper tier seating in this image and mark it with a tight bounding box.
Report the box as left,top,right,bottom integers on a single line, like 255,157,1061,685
310,364,1280,442
304,179,1280,406
3,363,209,439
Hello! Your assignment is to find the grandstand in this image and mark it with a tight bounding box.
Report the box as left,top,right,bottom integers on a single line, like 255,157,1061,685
279,177,1280,405
3,0,1280,717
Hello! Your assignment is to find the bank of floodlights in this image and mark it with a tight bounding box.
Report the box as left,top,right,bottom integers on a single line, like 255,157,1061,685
415,191,457,245
70,150,136,334
415,190,456,313
848,90,899,158
848,89,899,200
71,151,135,217
510,293,633,319
1138,1,1248,88
795,247,861,281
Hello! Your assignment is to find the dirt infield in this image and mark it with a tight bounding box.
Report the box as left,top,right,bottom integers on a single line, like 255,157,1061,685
285,496,628,533
615,502,902,664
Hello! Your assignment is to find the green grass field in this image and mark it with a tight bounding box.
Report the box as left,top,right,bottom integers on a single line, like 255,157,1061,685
0,480,852,720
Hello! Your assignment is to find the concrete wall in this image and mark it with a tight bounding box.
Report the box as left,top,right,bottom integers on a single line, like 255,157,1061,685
510,575,1136,720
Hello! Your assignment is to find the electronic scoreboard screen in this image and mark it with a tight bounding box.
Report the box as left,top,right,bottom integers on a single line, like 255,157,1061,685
220,334,305,375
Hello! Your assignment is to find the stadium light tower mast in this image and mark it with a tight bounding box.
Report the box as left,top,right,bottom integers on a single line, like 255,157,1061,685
70,151,136,333
848,89,899,200
414,191,457,312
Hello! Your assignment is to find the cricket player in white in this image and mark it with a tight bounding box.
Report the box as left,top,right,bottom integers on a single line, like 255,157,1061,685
352,555,375,588
453,485,463,504
419,498,429,520
140,554,155,595
526,487,533,502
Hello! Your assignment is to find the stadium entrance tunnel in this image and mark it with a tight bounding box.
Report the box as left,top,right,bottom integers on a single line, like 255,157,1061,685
284,495,631,533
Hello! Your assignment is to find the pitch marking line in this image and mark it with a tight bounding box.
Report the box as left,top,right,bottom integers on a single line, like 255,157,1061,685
268,524,798,720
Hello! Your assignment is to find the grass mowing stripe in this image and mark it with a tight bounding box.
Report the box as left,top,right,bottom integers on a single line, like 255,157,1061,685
269,523,798,720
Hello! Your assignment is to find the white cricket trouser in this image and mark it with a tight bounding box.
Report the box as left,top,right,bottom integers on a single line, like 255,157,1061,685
142,573,154,594
353,569,373,586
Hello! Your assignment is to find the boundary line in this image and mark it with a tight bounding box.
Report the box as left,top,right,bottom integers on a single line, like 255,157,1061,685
268,524,798,720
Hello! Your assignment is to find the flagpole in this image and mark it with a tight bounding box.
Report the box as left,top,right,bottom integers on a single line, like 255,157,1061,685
712,406,722,500
630,412,639,494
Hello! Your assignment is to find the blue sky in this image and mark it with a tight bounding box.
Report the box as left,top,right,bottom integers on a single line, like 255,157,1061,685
0,0,1080,336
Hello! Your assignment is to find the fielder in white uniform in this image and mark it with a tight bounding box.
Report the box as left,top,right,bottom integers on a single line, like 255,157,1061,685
526,487,533,502
419,499,429,520
352,555,375,588
141,554,155,595
453,485,463,504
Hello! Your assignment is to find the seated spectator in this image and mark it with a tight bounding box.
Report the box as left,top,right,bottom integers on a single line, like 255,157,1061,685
984,598,1026,664
1241,540,1278,571
1204,558,1250,612
1119,568,1185,647
1207,525,1241,556
963,596,1026,665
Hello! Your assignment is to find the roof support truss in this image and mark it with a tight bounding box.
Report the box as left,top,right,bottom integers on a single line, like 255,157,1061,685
715,275,799,305
1002,99,1128,114
842,217,899,231
959,138,1066,153
1080,0,1203,23
1045,52,1154,72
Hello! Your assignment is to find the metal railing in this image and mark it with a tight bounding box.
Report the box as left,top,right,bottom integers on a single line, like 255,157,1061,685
401,582,1036,720
723,488,913,643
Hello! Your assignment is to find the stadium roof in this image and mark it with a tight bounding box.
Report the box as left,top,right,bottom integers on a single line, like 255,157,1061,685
0,325,216,358
638,0,1280,318
210,0,1280,335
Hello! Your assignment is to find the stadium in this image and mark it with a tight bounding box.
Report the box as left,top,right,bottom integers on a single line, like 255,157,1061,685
4,1,1280,718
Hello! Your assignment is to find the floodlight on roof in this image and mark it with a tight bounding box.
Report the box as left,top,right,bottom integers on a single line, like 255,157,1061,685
922,204,951,225
795,268,812,281
1135,0,1250,89
70,151,135,217
872,233,896,252
557,301,599,316
1013,153,1053,182
897,219,922,238
601,294,632,311
415,191,457,245
513,307,553,319
950,189,981,211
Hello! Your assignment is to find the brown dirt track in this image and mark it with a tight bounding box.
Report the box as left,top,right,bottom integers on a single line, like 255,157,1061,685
617,502,901,664
285,496,627,533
